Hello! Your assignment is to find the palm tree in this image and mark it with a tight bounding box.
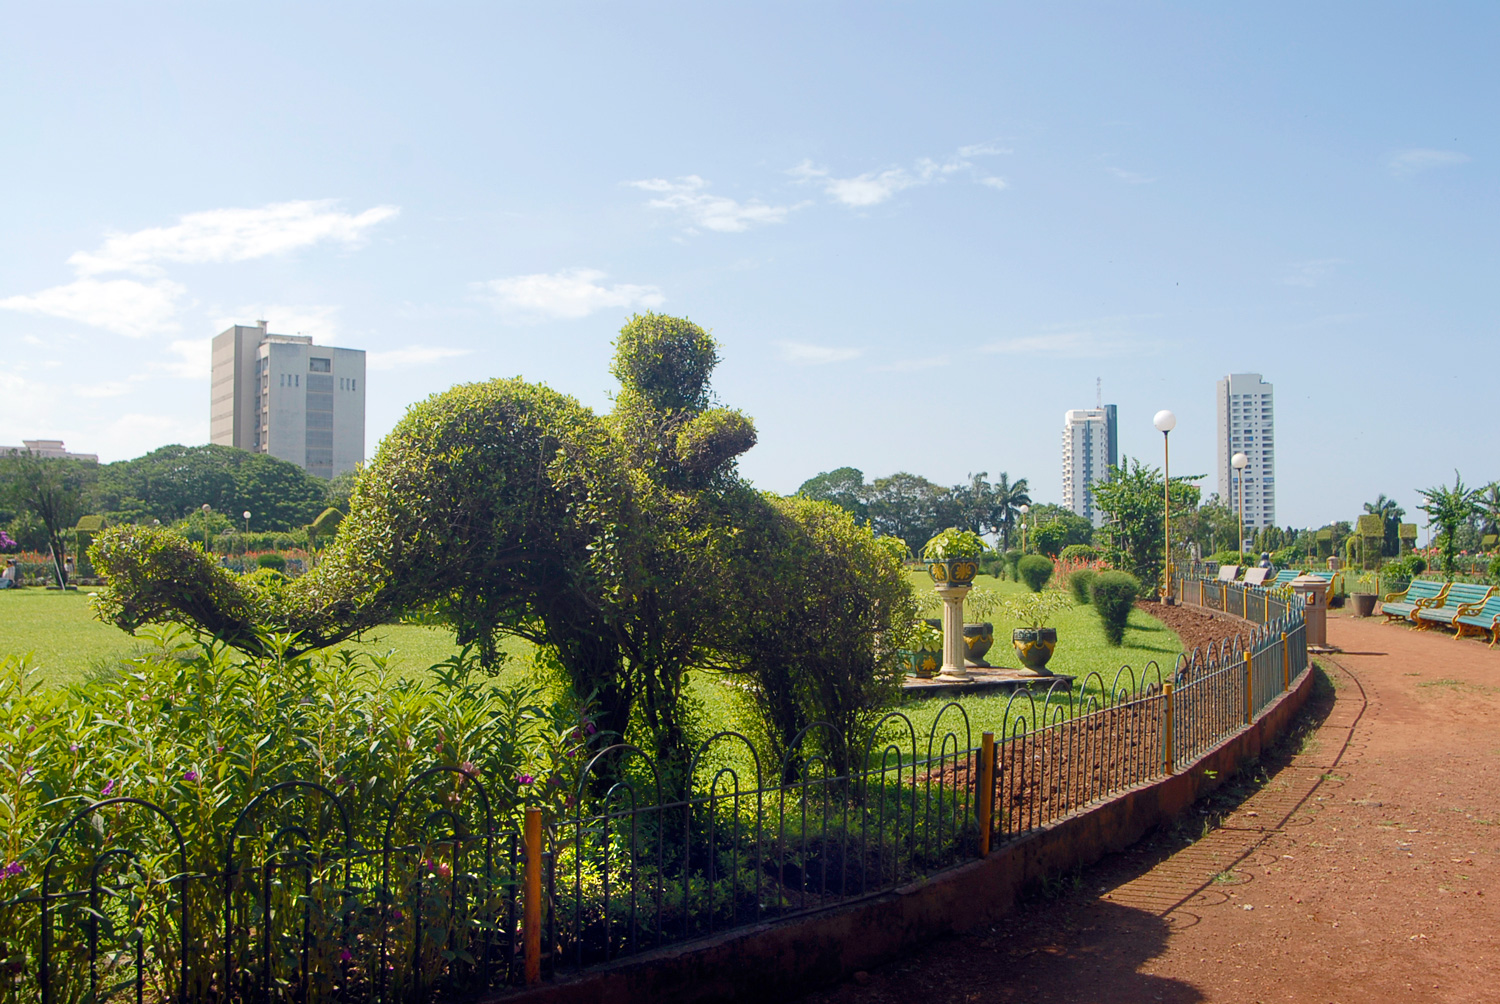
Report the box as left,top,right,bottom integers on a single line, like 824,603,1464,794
990,472,1031,551
1363,493,1405,556
1479,483,1500,539
1416,471,1483,578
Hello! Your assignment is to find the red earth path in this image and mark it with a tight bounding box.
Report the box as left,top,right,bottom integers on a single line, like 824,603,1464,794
801,610,1500,1004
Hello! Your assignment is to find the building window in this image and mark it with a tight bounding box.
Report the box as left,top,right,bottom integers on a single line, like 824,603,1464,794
310,357,331,373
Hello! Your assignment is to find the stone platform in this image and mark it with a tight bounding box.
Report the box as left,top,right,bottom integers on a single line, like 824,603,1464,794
902,667,1076,697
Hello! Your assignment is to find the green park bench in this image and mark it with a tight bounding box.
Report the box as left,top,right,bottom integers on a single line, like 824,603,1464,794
1413,582,1497,631
1270,569,1301,587
1455,595,1500,647
1380,579,1449,624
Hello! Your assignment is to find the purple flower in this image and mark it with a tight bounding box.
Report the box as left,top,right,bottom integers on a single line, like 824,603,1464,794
100,780,115,796
516,774,535,786
183,770,199,783
583,721,597,736
339,948,353,964
391,909,404,921
69,744,79,753
459,761,476,777
3,861,23,879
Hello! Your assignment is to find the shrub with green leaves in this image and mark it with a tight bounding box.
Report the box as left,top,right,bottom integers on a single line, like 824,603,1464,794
1016,554,1054,592
1069,568,1097,605
1058,543,1098,562
1091,570,1141,646
1490,555,1500,585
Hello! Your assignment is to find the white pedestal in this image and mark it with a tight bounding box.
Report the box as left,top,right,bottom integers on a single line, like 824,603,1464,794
936,582,972,681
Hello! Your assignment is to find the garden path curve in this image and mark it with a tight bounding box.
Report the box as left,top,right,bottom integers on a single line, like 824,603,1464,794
801,609,1500,1004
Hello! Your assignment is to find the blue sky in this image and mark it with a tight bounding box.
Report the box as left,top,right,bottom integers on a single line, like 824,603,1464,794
2,3,1494,528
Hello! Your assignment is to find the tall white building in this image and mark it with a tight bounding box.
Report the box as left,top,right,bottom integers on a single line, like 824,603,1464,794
1216,373,1275,531
210,321,365,479
1061,404,1117,527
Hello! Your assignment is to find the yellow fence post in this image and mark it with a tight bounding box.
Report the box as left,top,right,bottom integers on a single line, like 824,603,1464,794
524,807,542,986
1163,682,1175,775
1243,587,1248,619
977,732,995,857
1243,651,1253,724
1281,632,1290,690
1264,591,1269,623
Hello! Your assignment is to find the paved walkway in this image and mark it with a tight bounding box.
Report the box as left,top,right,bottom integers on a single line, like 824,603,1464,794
803,611,1500,1004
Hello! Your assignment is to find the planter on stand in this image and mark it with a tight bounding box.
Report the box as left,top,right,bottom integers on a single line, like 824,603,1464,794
963,622,994,667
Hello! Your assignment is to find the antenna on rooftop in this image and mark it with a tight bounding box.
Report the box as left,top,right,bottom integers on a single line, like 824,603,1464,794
1096,377,1102,410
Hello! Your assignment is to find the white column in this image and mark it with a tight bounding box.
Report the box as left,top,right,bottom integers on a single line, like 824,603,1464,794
936,582,972,680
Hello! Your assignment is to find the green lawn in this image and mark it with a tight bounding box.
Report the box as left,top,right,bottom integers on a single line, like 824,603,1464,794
4,572,1185,758
0,587,535,687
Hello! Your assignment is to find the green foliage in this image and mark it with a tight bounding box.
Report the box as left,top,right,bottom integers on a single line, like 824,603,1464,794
1208,550,1255,566
796,467,868,521
609,311,720,413
93,444,328,530
1032,511,1094,556
865,472,947,545
256,553,287,572
921,527,986,560
1091,456,1202,591
1016,554,1053,592
1003,590,1071,629
963,584,1001,621
1058,543,1098,562
1068,568,1097,605
0,450,95,582
1090,571,1141,646
1417,471,1484,579
1490,555,1500,584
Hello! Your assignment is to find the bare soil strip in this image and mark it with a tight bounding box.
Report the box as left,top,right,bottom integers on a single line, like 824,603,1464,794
804,611,1500,1004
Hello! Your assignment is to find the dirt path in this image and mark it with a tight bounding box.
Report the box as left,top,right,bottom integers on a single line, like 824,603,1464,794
802,611,1500,1003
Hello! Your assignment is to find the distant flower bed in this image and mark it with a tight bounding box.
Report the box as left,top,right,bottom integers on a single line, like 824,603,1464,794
218,549,310,577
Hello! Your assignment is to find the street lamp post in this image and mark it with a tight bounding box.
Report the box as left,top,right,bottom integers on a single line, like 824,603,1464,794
243,510,252,534
1019,504,1030,555
1231,452,1249,560
1153,410,1177,602
201,503,212,554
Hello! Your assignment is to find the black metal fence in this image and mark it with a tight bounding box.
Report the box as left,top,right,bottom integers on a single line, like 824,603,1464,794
7,581,1307,1002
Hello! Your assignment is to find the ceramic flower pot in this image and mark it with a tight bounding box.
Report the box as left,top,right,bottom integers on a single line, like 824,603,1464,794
903,648,941,678
963,622,994,667
927,559,979,586
1351,592,1378,617
1011,627,1058,674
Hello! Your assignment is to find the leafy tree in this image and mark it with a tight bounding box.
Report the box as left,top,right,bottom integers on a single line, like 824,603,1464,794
1479,483,1500,538
1029,508,1094,556
0,450,96,585
865,472,945,545
796,467,868,521
93,444,327,530
1091,456,1201,594
1362,494,1406,556
1417,471,1484,579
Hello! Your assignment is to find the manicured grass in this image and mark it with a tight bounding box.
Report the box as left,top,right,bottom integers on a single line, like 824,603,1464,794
0,586,535,687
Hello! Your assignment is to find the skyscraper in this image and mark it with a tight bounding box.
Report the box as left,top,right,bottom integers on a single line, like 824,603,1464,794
1061,404,1117,527
1216,373,1275,532
210,321,365,479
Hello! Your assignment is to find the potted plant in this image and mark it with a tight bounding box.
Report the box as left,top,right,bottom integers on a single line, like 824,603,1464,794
1350,571,1379,617
921,528,985,586
901,619,944,678
962,584,1000,667
1004,591,1072,675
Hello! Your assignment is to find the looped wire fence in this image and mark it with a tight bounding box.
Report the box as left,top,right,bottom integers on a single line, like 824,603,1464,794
9,576,1306,1001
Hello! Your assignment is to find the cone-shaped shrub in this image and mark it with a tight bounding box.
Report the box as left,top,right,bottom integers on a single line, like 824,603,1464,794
1091,570,1140,646
1017,554,1053,592
1069,568,1097,605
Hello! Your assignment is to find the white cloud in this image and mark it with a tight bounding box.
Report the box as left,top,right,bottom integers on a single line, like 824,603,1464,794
791,145,1007,208
629,176,797,232
978,177,1009,191
73,380,136,399
367,345,472,371
211,304,342,342
479,268,664,321
776,341,863,365
0,277,185,337
97,413,208,457
1388,148,1471,178
69,200,400,276
870,354,950,372
980,331,1154,358
1280,258,1345,288
163,339,212,380
1106,166,1156,185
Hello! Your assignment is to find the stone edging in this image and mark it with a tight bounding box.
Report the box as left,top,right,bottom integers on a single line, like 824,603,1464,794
492,661,1316,1004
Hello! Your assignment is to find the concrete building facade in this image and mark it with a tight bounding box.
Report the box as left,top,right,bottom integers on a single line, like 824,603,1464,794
1061,404,1117,527
0,440,98,462
210,321,365,478
1216,372,1276,532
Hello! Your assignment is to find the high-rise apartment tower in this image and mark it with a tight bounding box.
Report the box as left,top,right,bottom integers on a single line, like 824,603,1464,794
1216,373,1275,531
1061,404,1117,527
210,321,365,479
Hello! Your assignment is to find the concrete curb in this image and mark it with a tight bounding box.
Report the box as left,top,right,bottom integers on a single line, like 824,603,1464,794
492,664,1316,1003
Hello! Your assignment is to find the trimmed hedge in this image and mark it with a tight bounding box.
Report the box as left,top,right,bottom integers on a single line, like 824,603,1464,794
1091,570,1140,646
1017,554,1053,592
1068,568,1097,605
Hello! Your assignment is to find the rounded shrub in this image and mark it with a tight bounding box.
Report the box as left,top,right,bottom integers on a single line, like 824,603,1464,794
256,553,287,572
1091,570,1141,647
1490,555,1500,585
1059,543,1098,562
1017,554,1053,592
1069,568,1097,605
